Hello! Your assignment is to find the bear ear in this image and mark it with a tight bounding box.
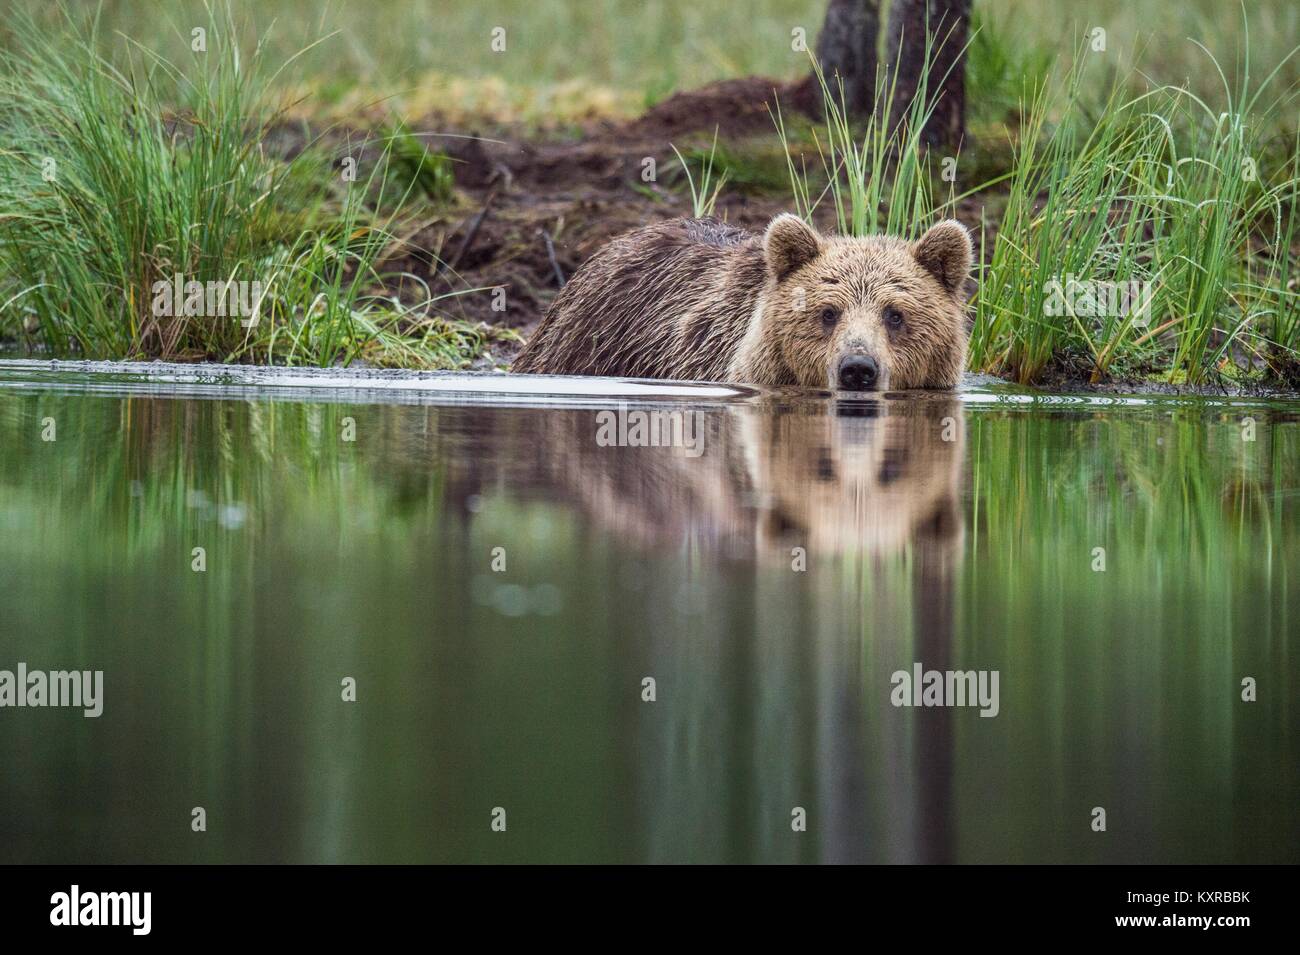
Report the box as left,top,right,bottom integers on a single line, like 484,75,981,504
913,220,973,296
764,214,822,281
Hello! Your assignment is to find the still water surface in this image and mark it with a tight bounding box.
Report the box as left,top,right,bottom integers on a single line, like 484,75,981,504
0,361,1295,863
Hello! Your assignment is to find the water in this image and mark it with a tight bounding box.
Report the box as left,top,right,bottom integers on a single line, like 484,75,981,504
0,360,1295,864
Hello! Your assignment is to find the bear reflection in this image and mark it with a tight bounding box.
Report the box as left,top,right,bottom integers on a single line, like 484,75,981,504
740,398,962,559
511,395,964,562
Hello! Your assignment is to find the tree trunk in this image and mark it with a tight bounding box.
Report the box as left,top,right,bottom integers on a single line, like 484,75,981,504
790,0,881,118
883,0,971,149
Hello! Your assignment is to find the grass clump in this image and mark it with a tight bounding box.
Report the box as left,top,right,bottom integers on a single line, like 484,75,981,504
775,29,962,240
0,7,496,369
386,121,456,205
970,29,1300,386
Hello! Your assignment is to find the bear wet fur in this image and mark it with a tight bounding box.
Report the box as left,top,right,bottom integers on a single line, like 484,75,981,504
511,214,973,391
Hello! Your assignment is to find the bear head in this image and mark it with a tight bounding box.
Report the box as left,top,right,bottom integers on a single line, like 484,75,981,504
756,214,973,391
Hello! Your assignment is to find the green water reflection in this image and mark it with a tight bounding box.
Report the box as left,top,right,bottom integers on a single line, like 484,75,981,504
0,375,1295,863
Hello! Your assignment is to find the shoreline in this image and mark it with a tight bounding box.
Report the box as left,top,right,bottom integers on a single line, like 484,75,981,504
3,357,1296,405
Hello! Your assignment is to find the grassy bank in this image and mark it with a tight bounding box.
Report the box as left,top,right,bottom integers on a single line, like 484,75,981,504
0,8,514,368
0,1,1297,389
968,38,1299,387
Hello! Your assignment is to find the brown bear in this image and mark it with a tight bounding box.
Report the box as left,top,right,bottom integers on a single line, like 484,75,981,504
511,214,973,391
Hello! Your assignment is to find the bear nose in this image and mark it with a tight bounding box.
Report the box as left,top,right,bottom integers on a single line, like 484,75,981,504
837,354,879,391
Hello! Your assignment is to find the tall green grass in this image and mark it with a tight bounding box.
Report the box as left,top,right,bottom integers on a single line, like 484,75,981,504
775,30,961,240
0,7,500,368
967,56,1164,383
969,31,1300,385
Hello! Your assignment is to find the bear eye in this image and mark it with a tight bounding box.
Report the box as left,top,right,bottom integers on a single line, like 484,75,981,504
884,307,906,331
819,306,840,329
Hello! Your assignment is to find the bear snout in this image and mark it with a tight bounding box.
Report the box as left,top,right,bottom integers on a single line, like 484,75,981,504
836,354,881,391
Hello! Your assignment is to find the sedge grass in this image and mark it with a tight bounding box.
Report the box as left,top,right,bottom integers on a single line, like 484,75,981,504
0,6,497,369
774,27,964,241
970,27,1300,386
